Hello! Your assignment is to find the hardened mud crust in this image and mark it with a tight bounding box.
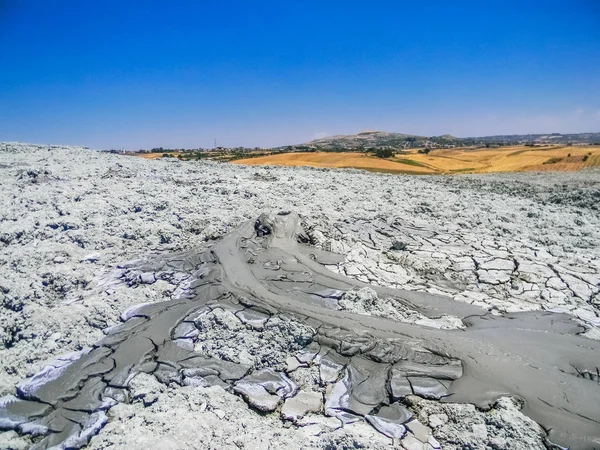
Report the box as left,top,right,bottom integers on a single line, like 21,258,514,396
1,212,599,449
1,143,599,449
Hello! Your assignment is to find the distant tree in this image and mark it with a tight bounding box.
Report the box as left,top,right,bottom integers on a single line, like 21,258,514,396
374,148,394,158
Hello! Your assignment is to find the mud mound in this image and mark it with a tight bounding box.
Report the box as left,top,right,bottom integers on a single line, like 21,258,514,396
1,143,599,449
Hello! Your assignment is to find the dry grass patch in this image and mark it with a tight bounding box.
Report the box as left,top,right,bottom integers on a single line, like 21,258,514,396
231,152,433,174
128,152,176,160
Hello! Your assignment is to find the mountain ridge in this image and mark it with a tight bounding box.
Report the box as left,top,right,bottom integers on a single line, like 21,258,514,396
284,131,600,150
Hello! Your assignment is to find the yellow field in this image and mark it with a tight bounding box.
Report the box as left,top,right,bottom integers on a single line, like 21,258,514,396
232,146,600,175
233,151,433,174
131,152,177,159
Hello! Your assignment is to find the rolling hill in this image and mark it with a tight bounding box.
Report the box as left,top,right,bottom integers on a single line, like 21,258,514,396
283,130,600,151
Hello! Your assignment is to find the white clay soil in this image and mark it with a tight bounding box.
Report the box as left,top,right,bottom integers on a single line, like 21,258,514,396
0,143,599,449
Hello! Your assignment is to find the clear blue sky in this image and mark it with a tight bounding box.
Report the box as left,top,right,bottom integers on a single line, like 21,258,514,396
1,1,599,149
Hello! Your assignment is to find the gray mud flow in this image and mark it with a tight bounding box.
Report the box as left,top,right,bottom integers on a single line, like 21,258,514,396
1,213,599,449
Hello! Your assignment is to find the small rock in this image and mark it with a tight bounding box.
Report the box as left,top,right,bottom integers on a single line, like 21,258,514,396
428,435,441,449
285,356,305,372
236,308,270,330
139,273,156,284
281,391,323,421
390,375,413,399
296,414,342,431
406,420,432,442
81,252,101,263
238,368,298,398
428,413,448,428
296,345,319,364
142,393,158,407
319,353,345,384
233,382,280,412
365,402,412,438
390,241,407,251
172,321,199,339
407,377,448,400
401,434,424,450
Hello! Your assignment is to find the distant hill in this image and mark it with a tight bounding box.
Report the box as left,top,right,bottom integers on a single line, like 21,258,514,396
281,131,600,150
467,132,600,145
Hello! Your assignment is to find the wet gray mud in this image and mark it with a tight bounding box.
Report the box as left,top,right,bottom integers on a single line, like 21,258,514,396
1,212,599,449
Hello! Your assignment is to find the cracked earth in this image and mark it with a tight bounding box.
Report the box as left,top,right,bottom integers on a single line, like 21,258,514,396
0,143,599,449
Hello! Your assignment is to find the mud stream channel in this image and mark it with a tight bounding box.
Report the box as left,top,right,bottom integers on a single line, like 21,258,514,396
1,213,599,449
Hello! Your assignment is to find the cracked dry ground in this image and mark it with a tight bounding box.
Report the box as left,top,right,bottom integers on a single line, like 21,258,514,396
1,143,599,450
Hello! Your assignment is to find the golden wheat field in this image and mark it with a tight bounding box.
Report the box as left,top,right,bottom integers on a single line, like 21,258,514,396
234,151,432,174
232,145,600,174
134,152,170,159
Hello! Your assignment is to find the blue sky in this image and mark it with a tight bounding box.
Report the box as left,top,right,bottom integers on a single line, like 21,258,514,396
1,1,599,149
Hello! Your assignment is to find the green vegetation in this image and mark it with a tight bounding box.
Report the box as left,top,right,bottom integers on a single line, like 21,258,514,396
374,148,394,158
451,167,477,173
177,151,274,162
178,152,215,160
393,158,429,168
508,149,529,156
543,157,563,165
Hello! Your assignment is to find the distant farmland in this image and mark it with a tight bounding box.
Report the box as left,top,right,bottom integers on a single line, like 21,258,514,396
231,145,600,175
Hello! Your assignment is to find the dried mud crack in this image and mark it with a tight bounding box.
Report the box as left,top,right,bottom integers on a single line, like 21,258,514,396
1,143,600,449
1,212,599,449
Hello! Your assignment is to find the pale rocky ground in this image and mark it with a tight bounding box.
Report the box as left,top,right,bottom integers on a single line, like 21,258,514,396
0,142,598,449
